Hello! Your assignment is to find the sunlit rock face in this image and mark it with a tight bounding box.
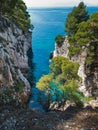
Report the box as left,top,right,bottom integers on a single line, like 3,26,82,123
0,17,32,104
53,36,98,98
53,36,69,58
71,48,88,96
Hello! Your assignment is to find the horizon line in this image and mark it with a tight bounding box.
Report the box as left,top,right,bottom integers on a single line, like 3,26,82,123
27,5,98,8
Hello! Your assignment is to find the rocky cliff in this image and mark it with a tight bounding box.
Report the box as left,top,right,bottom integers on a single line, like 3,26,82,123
0,17,32,105
53,36,98,99
85,42,98,97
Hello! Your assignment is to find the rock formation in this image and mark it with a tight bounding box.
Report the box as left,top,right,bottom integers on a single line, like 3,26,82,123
0,17,32,104
53,36,98,98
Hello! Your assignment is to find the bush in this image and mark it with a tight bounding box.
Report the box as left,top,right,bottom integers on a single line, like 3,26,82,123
50,56,68,76
63,80,84,106
36,56,83,108
36,74,53,91
55,35,65,47
0,0,32,32
14,80,24,93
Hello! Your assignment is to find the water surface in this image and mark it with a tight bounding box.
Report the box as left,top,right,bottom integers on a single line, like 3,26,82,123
28,7,98,110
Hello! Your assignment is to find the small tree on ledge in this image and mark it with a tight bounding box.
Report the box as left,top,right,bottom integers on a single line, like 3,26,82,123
55,35,65,47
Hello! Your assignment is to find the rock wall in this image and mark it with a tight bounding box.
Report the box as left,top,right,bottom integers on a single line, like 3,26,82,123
70,47,89,96
0,17,32,104
85,42,98,97
53,36,98,98
53,36,69,58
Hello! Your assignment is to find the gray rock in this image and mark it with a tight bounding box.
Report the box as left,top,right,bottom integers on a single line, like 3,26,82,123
0,17,32,104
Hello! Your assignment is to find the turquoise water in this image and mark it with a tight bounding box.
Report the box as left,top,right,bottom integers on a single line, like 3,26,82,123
28,7,98,83
28,7,73,82
28,7,98,110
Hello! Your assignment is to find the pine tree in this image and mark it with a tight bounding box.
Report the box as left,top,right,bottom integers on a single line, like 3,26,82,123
65,2,89,35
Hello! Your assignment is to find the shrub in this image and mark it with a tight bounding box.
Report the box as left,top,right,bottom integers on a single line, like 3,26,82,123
36,56,83,108
55,35,65,47
14,80,24,93
36,74,53,91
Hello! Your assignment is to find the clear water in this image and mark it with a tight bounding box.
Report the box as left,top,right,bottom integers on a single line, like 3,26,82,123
28,8,73,82
28,7,98,110
28,7,98,82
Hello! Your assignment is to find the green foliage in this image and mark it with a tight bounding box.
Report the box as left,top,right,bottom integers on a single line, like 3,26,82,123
37,3,98,108
89,12,98,39
68,46,81,57
65,16,78,35
75,21,90,45
90,12,98,22
0,0,18,15
74,12,98,44
0,0,32,32
37,56,84,107
50,56,68,75
14,80,24,92
50,56,79,80
55,74,66,85
36,74,53,91
65,2,89,35
63,80,84,106
12,0,31,31
68,12,98,65
55,35,65,47
86,46,95,65
62,60,79,80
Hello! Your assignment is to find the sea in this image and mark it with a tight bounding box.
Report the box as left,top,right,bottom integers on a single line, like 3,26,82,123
28,7,98,110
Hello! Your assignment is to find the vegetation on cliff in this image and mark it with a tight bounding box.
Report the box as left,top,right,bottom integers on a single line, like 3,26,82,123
65,2,89,35
0,0,32,105
68,12,98,60
55,35,65,47
37,56,85,108
65,2,98,66
36,2,98,109
0,0,32,32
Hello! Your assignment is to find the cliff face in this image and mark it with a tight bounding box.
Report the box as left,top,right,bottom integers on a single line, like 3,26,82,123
53,37,98,98
0,17,32,104
85,42,98,97
54,36,69,58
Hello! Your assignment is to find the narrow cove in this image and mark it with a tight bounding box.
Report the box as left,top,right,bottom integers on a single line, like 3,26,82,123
28,7,98,111
28,7,70,111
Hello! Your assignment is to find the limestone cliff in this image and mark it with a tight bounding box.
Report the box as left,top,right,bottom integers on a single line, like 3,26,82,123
85,42,98,97
0,17,32,104
53,36,98,98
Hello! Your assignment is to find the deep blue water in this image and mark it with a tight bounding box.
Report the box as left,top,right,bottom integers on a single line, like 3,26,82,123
29,8,72,82
28,7,98,110
28,6,98,82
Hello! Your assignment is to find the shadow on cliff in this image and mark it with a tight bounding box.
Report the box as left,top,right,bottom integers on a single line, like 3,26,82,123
27,47,36,86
